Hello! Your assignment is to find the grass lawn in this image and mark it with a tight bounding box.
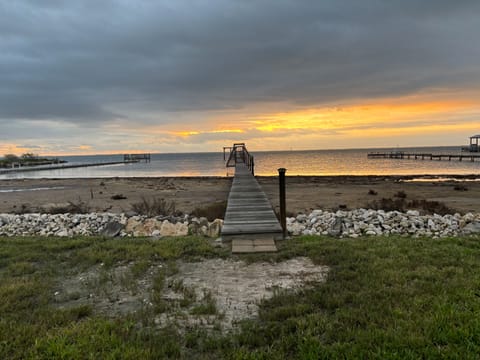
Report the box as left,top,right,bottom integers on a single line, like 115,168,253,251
0,234,479,359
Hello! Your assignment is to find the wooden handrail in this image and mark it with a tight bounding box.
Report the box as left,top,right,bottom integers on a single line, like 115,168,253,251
224,143,255,175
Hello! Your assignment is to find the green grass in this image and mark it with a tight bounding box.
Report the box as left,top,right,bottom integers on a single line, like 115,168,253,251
190,290,218,315
1,234,479,359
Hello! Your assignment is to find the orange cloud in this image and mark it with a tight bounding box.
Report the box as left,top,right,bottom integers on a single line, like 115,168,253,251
249,99,474,134
75,145,92,151
160,129,244,137
174,131,201,137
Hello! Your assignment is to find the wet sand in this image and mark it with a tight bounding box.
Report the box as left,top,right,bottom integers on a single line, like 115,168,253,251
1,176,479,215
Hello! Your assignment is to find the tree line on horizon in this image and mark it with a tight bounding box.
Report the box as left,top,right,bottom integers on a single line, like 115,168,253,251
0,153,64,168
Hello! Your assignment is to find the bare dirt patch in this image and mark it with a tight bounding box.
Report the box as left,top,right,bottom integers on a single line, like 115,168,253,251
53,257,329,330
163,257,329,328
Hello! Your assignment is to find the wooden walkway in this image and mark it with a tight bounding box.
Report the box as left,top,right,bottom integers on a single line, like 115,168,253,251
222,163,282,253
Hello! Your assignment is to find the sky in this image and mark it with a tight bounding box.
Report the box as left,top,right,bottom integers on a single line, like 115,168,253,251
1,0,480,155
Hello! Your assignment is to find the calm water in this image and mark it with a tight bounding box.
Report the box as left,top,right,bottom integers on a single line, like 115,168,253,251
0,146,479,179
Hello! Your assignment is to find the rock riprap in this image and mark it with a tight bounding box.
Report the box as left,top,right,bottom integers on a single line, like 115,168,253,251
287,209,480,238
1,209,479,238
0,213,223,238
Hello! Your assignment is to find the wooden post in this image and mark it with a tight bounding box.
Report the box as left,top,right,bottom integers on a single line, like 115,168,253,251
278,168,287,239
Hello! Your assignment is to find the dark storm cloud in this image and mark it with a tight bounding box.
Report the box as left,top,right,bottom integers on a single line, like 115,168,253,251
1,0,479,124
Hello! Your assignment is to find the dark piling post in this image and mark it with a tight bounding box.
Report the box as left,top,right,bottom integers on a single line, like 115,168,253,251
278,168,287,238
251,157,255,176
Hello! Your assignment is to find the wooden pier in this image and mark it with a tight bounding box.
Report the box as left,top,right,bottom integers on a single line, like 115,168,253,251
222,144,282,253
0,157,145,175
0,160,137,175
368,151,480,162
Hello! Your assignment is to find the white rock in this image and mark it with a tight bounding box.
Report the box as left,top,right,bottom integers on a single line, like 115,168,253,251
296,214,307,222
288,222,305,236
464,212,475,222
56,230,69,237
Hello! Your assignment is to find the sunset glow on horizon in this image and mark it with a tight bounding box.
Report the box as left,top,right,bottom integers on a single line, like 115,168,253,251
2,91,479,157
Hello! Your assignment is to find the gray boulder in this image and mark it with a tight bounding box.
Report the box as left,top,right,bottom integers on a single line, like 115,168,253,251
463,221,480,234
101,221,124,237
328,216,343,237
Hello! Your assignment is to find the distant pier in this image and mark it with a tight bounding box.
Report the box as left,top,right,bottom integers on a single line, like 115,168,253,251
368,151,480,162
124,153,151,162
0,156,149,175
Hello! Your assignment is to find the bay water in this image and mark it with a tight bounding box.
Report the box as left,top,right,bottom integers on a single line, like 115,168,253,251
0,146,479,179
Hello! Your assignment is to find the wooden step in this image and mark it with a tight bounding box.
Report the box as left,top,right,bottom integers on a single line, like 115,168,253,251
232,237,277,253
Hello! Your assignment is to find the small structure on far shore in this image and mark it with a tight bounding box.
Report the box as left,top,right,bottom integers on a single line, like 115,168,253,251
462,135,480,152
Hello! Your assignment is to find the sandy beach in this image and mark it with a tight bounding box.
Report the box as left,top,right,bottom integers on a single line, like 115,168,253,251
1,175,480,215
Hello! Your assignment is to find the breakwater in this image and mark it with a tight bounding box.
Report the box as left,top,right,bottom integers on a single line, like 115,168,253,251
288,209,480,238
0,213,223,238
1,209,480,238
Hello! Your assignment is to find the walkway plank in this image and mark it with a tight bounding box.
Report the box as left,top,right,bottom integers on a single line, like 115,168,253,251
222,163,282,253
